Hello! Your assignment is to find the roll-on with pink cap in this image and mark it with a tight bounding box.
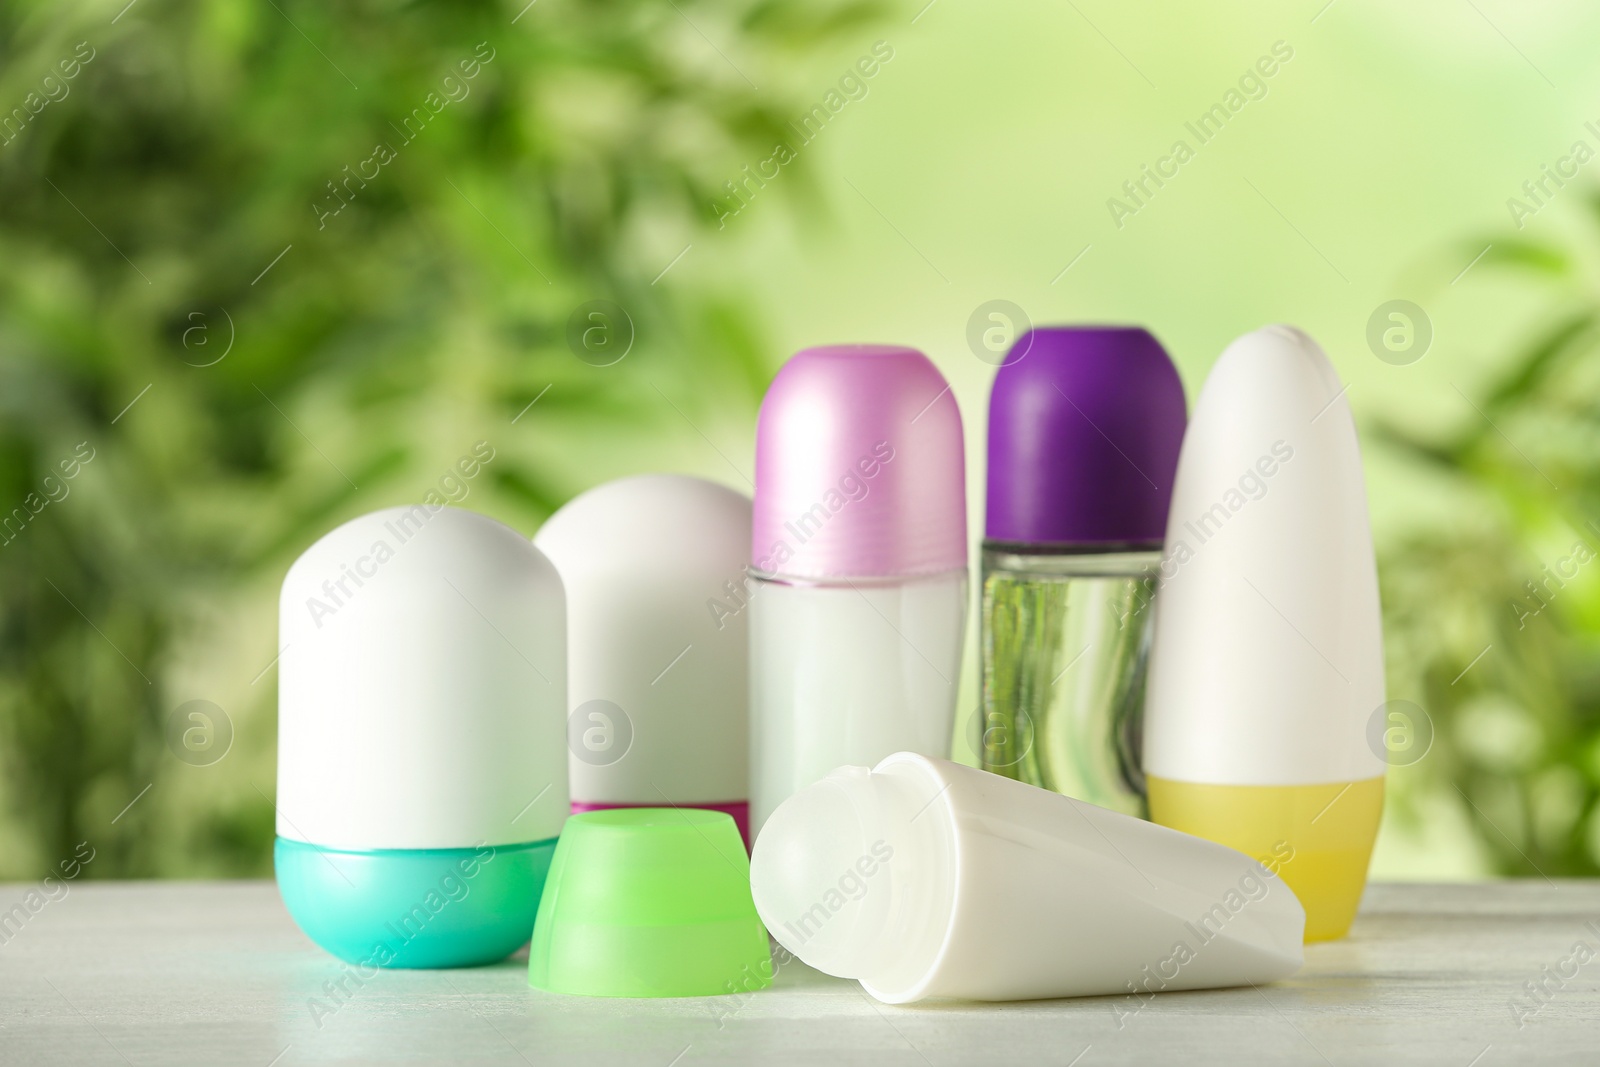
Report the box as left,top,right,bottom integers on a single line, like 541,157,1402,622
749,345,968,838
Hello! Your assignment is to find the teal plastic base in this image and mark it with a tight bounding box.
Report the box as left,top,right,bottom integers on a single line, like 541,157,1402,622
275,836,557,969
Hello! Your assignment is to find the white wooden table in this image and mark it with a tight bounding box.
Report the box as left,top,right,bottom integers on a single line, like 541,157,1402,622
1,881,1596,1065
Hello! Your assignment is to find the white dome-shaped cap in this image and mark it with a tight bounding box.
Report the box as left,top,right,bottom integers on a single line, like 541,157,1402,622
1144,326,1386,786
276,505,568,850
534,474,750,805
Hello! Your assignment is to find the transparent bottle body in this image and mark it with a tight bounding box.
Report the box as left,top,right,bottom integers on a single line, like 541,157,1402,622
748,569,967,838
978,543,1158,817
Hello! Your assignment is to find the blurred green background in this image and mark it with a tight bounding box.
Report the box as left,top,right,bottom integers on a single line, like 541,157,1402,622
3,0,1600,882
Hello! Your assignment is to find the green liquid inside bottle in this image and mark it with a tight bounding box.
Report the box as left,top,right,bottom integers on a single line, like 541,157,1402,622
978,543,1159,817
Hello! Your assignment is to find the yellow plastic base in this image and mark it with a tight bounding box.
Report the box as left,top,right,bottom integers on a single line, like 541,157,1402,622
1147,775,1385,942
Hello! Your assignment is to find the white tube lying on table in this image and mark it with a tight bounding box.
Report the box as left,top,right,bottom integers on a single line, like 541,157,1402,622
749,753,1305,1004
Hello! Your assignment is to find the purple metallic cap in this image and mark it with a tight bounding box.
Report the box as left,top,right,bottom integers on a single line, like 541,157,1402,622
985,327,1186,546
753,345,966,580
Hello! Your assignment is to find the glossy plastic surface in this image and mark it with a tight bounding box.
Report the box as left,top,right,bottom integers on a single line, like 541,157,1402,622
751,754,1306,1004
1148,775,1385,942
529,808,770,998
535,475,751,810
275,836,556,969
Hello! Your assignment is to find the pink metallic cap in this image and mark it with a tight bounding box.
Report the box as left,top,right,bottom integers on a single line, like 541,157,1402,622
752,345,967,580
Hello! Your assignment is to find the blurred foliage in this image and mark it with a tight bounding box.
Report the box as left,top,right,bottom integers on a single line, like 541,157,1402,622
6,0,1594,886
1375,191,1600,877
0,0,889,878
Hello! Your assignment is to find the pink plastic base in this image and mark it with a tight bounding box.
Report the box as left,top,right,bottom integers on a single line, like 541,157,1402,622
570,799,750,851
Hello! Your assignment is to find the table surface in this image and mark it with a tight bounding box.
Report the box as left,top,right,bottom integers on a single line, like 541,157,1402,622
1,880,1597,1066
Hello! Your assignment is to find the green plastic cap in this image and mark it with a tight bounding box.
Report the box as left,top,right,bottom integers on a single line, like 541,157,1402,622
528,808,773,998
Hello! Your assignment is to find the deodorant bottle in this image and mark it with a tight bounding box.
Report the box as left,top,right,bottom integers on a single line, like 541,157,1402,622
1143,326,1386,942
275,505,568,968
750,753,1305,1004
535,474,754,844
979,327,1186,816
748,345,967,839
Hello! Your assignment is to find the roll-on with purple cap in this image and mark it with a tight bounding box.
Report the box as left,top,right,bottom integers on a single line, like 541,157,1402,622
977,326,1186,817
748,345,968,838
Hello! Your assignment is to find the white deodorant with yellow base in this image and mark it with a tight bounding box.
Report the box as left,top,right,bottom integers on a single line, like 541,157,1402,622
1143,325,1386,942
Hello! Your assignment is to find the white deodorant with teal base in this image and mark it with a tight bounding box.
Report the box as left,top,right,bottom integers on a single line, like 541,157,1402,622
275,505,568,968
